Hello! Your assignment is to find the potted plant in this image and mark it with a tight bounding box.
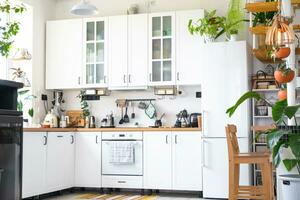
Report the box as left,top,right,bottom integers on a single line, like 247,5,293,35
227,91,300,200
274,63,295,84
77,90,90,127
0,1,26,57
225,0,245,41
188,10,226,43
10,67,25,83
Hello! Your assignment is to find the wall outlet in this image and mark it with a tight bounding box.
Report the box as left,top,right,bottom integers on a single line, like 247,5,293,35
41,94,47,101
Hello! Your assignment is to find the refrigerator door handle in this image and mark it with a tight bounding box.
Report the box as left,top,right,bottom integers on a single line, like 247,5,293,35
202,110,207,137
202,139,205,167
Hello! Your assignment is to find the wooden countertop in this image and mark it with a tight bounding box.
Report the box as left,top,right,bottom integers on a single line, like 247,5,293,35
24,127,201,132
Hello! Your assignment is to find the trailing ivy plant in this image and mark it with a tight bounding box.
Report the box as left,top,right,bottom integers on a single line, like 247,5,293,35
77,90,90,118
188,10,226,40
227,91,300,174
0,0,26,57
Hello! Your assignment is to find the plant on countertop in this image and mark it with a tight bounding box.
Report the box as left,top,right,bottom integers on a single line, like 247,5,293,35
77,90,90,117
0,0,26,57
188,10,226,42
227,91,300,174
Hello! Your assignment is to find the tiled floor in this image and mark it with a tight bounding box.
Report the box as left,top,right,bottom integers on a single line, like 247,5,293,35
41,190,216,200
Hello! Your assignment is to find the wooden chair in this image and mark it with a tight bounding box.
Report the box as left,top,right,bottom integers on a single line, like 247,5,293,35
225,124,274,200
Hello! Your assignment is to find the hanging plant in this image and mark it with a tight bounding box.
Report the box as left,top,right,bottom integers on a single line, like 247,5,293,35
274,62,295,84
0,0,26,57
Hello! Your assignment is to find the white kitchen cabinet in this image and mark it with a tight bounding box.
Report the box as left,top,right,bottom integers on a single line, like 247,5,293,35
172,132,202,191
202,138,250,199
46,132,75,193
201,41,250,138
108,14,148,89
46,19,83,90
75,132,101,188
22,132,47,198
108,15,128,89
128,14,148,88
144,132,172,190
175,10,204,85
83,18,108,88
149,12,176,86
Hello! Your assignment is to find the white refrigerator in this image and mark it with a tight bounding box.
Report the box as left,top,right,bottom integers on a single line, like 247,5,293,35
200,41,251,199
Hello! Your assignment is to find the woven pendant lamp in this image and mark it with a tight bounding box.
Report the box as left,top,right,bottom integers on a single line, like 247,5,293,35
265,0,295,46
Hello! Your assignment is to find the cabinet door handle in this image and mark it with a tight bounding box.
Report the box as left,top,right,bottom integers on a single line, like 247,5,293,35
123,75,126,83
104,75,107,83
78,77,81,85
57,135,63,138
128,74,131,83
175,135,178,144
117,181,126,184
149,74,152,82
166,135,169,144
43,136,47,145
177,72,180,81
71,135,74,144
96,135,98,144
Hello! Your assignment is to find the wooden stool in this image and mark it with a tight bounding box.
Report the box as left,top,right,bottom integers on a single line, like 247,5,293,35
225,124,274,200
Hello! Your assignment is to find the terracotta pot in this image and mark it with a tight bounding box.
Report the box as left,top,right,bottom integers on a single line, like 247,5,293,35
278,89,287,101
276,47,291,59
274,69,295,83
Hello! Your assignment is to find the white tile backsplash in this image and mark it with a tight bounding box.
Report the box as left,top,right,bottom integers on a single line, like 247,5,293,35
61,86,201,127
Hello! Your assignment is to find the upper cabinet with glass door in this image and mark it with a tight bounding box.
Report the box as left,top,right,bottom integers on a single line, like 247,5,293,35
149,12,176,86
83,18,108,88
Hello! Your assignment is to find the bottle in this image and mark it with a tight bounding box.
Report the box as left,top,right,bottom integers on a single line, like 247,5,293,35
50,109,58,128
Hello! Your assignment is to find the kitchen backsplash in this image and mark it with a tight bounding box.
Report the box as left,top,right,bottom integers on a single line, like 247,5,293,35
61,86,201,127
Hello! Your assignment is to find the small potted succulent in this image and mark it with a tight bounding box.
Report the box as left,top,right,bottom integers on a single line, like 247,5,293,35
188,10,226,43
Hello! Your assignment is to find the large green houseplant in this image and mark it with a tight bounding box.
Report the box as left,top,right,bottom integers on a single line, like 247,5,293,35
0,0,26,57
227,91,300,174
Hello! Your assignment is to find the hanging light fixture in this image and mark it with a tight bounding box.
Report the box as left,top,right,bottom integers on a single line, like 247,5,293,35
70,0,98,16
265,0,295,46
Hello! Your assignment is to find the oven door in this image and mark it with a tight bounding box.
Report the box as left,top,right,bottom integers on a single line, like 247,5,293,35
102,140,143,176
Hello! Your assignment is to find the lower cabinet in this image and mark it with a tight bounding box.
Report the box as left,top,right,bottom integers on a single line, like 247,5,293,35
172,132,202,191
144,132,172,190
75,132,101,187
144,131,202,191
46,132,75,193
22,132,47,198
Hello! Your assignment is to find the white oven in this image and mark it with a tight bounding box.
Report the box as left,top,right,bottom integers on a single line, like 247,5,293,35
101,132,143,176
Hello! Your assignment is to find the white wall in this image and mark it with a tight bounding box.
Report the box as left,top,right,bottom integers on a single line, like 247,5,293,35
20,0,56,122
54,0,232,19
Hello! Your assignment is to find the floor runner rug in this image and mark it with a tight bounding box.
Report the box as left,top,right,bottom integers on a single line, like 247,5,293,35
76,194,158,200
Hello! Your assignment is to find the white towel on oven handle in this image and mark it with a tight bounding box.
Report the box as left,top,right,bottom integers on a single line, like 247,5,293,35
109,141,135,164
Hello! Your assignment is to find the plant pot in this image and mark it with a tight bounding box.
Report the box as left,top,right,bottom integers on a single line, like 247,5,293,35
278,89,288,100
276,47,291,59
279,174,300,200
227,34,238,42
14,77,25,84
274,69,295,83
203,35,215,43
